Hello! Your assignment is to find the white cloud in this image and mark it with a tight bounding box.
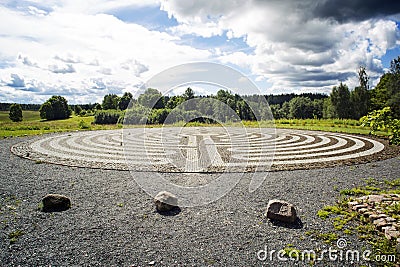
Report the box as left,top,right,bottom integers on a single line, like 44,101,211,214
120,59,149,77
0,0,399,103
161,0,400,93
18,55,39,67
0,1,211,103
98,67,113,75
48,63,76,74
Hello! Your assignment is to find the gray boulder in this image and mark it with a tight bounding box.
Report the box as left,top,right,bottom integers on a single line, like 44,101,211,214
154,191,178,212
266,199,297,223
41,194,71,212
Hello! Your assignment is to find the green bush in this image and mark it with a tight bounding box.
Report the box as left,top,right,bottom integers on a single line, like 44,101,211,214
74,105,82,115
94,110,123,124
39,96,72,120
9,103,23,122
78,120,90,129
360,107,400,145
147,109,170,124
122,105,151,124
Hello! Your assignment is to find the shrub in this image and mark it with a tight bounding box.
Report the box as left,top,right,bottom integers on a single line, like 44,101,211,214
122,105,151,124
74,105,82,115
9,103,23,122
94,110,122,124
147,109,170,124
78,120,90,129
360,107,400,145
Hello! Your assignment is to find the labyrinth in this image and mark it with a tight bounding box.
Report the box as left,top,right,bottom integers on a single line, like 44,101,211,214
11,127,386,172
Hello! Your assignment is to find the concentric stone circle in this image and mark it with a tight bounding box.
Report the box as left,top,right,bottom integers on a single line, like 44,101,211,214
11,128,386,172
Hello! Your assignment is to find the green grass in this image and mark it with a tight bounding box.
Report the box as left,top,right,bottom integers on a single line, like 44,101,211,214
271,119,389,136
315,178,400,266
0,111,119,137
0,110,40,122
172,118,389,137
8,229,24,244
0,110,390,138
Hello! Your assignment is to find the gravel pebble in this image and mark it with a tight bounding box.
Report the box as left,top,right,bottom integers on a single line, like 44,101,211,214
0,136,399,266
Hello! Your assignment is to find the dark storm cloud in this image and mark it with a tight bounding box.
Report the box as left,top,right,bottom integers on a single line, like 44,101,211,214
283,69,353,82
253,0,400,22
305,71,352,82
312,0,400,22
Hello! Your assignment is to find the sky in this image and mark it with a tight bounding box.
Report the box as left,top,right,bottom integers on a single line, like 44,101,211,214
0,0,399,104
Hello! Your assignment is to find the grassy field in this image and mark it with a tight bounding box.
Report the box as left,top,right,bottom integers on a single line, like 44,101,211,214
0,111,119,138
0,110,40,122
0,110,390,138
180,119,389,136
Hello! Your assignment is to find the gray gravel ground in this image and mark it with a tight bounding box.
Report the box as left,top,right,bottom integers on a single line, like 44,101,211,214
1,135,399,266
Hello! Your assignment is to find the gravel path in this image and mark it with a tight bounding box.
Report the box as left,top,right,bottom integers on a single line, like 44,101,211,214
1,135,399,266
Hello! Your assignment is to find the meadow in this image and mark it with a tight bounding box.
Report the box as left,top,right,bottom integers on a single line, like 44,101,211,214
0,110,389,138
0,111,119,138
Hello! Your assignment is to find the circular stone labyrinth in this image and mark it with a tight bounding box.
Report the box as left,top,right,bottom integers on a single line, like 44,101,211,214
11,127,392,172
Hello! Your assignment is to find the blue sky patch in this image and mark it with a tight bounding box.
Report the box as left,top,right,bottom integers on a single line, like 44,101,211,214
109,5,178,31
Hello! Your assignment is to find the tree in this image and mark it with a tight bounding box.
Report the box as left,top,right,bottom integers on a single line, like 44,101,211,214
197,98,214,116
215,89,236,111
358,66,369,91
280,102,290,119
181,87,196,110
369,56,400,118
9,103,23,122
370,73,390,111
74,105,82,115
123,104,151,124
322,98,336,119
351,87,369,119
312,99,324,119
102,94,120,110
288,97,314,119
138,88,165,109
236,100,255,121
39,96,72,120
39,102,53,120
118,92,133,110
165,95,184,109
182,87,195,100
387,56,400,118
94,103,102,110
350,66,370,119
148,109,170,124
330,83,352,119
270,104,284,119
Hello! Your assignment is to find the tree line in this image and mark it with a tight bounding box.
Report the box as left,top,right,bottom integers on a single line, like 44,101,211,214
0,103,41,111
5,56,400,125
93,56,399,124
